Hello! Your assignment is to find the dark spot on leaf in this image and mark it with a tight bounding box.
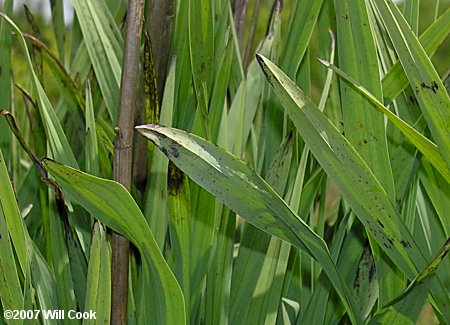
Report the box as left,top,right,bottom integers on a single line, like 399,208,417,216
353,272,360,290
409,95,418,105
369,262,376,282
387,238,394,247
377,220,384,228
421,81,439,94
255,54,273,87
431,81,438,93
168,143,180,158
160,147,169,157
401,240,411,248
168,161,184,195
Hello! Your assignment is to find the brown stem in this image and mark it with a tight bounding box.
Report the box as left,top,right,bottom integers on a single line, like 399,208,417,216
111,0,145,324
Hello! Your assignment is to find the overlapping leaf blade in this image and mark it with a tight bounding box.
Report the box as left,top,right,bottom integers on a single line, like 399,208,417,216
136,124,362,324
0,13,78,169
71,0,123,123
256,53,450,320
42,159,185,325
372,0,450,169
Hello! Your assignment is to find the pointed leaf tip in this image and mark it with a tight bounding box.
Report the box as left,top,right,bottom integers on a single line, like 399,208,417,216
317,58,329,66
255,54,274,87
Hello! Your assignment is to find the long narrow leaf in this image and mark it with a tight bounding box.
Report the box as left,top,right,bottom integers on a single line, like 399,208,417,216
71,0,123,123
83,222,111,325
319,60,450,184
372,0,450,170
42,158,185,325
256,53,450,320
136,124,362,324
382,8,450,104
0,13,78,168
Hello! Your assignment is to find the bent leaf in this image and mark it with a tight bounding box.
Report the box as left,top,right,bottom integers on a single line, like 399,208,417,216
136,124,362,324
42,158,185,325
256,53,450,320
318,59,450,184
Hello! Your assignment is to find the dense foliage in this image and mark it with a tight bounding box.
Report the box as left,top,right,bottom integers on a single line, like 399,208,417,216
0,0,449,324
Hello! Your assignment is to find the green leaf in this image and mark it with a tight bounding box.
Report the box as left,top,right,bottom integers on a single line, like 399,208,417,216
281,0,323,78
136,124,362,324
71,0,123,123
188,0,214,138
83,222,111,325
382,8,450,104
42,159,186,325
30,243,60,324
0,149,27,273
0,0,13,161
0,182,24,313
230,132,293,324
167,161,191,318
143,56,176,249
372,0,450,170
48,194,77,314
319,60,450,184
256,53,450,321
84,81,100,176
335,0,394,198
370,237,450,325
49,0,66,64
0,13,79,169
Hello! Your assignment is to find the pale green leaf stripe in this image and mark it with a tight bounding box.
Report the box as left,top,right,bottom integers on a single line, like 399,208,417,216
0,13,79,169
136,125,362,325
373,0,450,169
83,222,111,325
320,60,450,184
257,54,450,320
72,0,122,123
382,8,450,104
42,159,186,325
0,149,27,273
